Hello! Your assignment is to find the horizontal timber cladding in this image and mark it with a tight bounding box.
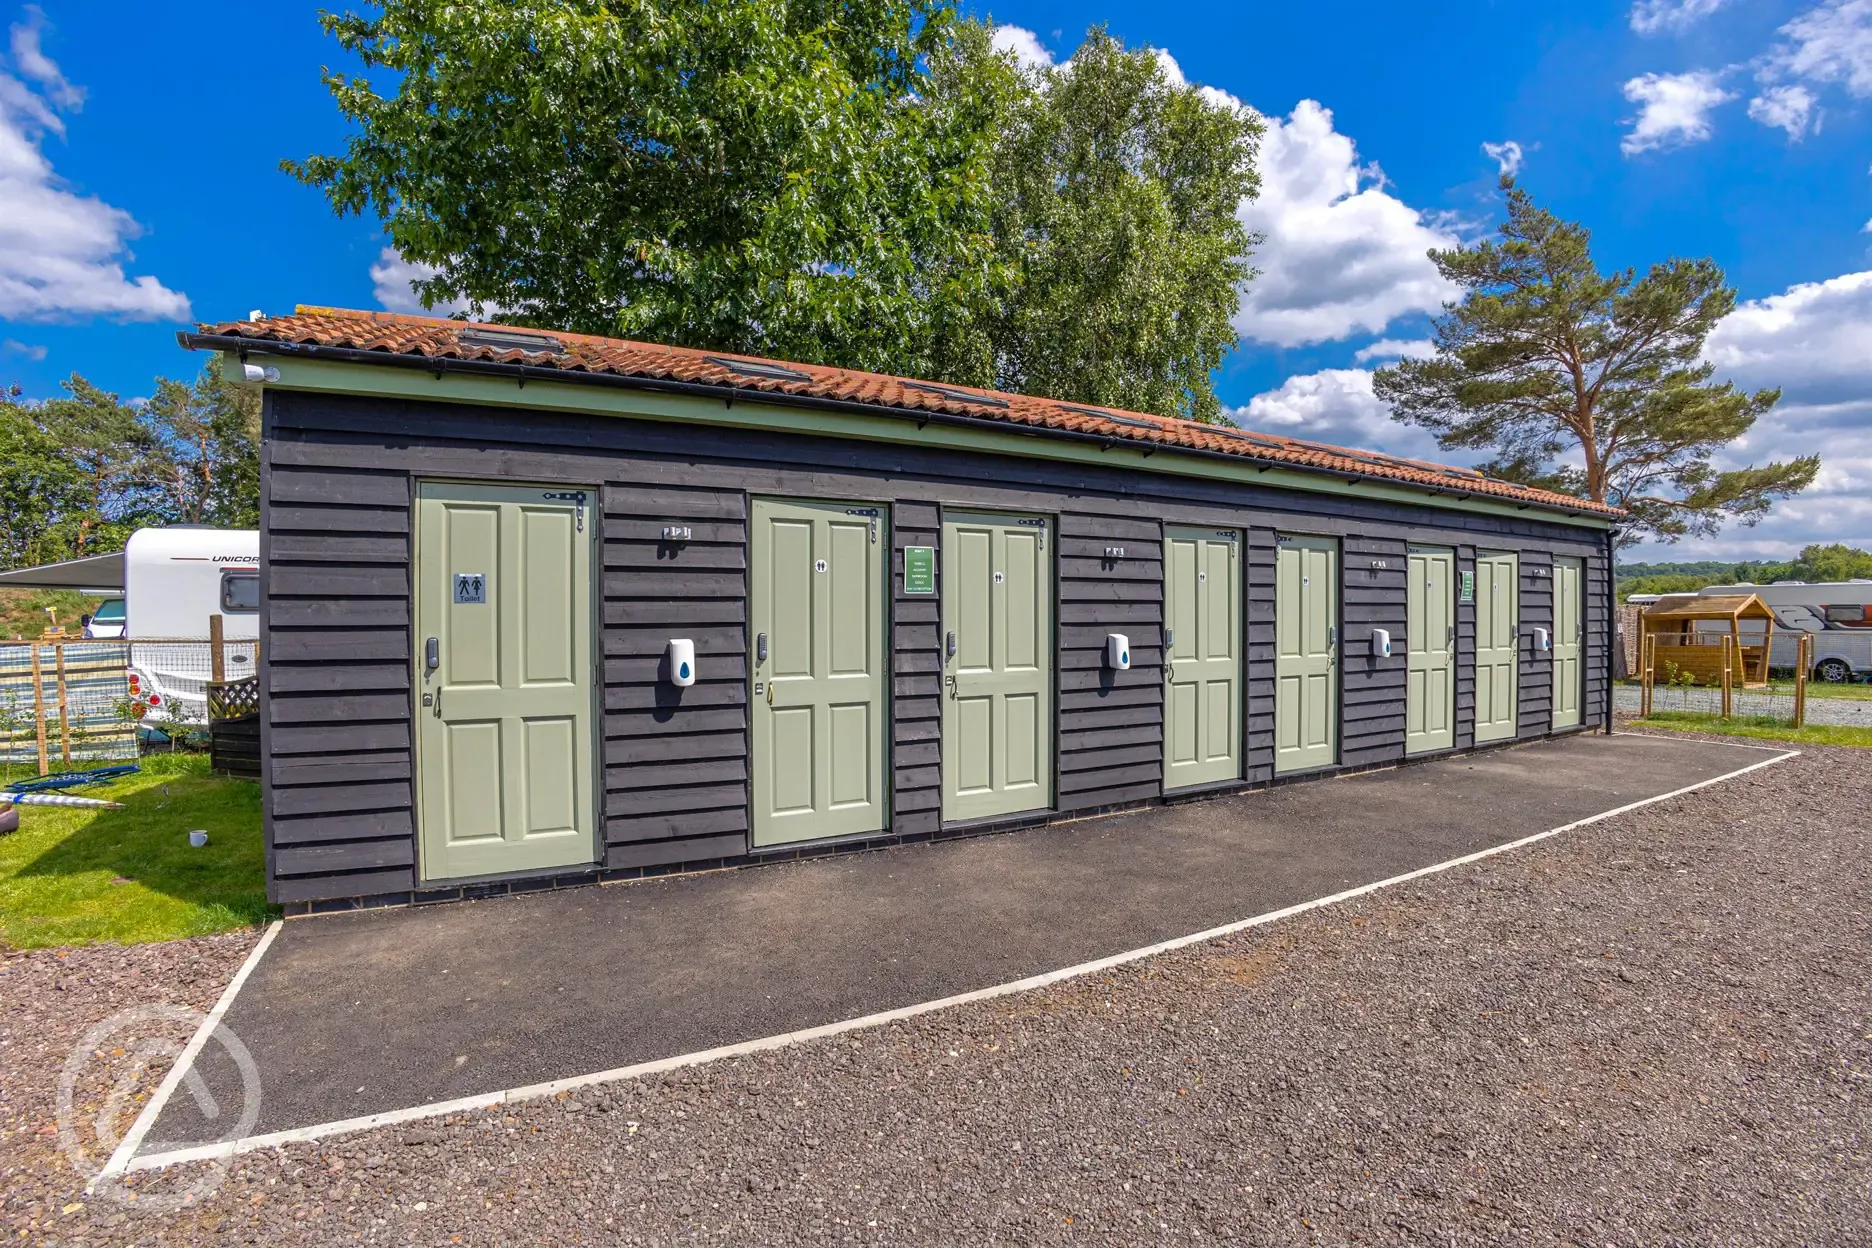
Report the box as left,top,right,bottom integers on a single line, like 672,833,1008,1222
1056,513,1165,811
1584,549,1610,726
1339,536,1409,768
1455,546,1478,751
259,389,1614,902
1516,549,1556,740
892,502,943,835
599,483,751,867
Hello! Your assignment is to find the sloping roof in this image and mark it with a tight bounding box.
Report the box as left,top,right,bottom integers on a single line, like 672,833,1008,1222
0,551,123,593
1642,594,1776,623
182,306,1623,520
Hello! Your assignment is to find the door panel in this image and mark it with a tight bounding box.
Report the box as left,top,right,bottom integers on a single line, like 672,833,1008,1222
1275,536,1339,774
942,511,1054,821
1474,551,1520,743
415,482,597,882
1163,526,1242,789
1406,547,1456,755
751,499,890,846
1553,557,1583,729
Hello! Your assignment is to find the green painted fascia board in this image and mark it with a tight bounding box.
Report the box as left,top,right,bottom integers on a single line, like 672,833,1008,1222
236,353,1612,531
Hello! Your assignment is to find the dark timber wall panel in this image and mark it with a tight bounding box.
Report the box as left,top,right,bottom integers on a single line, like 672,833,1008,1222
1340,535,1408,767
261,390,1614,902
1455,546,1477,751
600,485,751,867
1057,513,1164,811
1584,549,1610,726
1244,529,1277,785
892,502,942,836
264,450,417,902
1517,550,1555,739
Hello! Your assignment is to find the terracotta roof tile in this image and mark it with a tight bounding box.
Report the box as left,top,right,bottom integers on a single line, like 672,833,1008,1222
186,307,1622,520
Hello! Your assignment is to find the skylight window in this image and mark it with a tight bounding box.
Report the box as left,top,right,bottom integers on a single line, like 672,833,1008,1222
704,356,812,383
1063,405,1159,430
903,380,1011,409
457,327,566,354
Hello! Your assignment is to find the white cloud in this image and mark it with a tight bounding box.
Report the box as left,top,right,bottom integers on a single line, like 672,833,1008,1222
1658,269,1872,558
2,337,46,360
1352,337,1437,363
1233,100,1460,348
0,11,188,322
1766,0,1872,97
1747,83,1819,138
1629,0,1734,35
1231,368,1466,465
1620,70,1736,154
991,25,1054,70
1480,140,1524,177
370,246,476,317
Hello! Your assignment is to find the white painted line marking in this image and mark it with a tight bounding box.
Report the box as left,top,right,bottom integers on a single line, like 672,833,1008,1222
125,748,1800,1174
94,919,282,1187
1609,730,1795,753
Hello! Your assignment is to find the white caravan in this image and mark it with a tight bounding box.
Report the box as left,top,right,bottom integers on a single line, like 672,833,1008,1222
1697,580,1872,682
122,527,260,723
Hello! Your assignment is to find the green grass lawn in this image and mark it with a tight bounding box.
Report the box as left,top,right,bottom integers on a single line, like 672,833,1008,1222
1634,711,1872,749
0,753,273,949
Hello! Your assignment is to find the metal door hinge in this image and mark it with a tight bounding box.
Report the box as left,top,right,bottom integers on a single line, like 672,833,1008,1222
542,490,588,532
845,507,880,544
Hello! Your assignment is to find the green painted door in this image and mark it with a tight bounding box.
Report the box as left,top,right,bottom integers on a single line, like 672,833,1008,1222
1274,535,1338,774
1552,556,1583,729
941,511,1054,821
1406,546,1456,755
750,499,890,846
414,482,597,882
1474,551,1520,743
1164,526,1242,789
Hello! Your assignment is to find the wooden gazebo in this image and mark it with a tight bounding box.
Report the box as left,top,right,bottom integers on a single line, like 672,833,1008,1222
1640,593,1777,688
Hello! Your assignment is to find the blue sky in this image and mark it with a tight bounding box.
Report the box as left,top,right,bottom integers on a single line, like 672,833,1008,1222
2,0,1868,561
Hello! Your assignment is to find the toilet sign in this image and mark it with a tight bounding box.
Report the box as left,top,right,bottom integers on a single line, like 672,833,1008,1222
903,545,936,595
453,572,486,604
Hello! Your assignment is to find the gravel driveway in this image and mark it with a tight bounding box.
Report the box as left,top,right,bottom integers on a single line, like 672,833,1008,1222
8,734,1869,1245
1615,682,1872,726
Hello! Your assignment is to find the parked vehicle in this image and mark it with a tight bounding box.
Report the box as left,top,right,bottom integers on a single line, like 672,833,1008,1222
121,527,260,723
1695,580,1872,681
81,597,126,639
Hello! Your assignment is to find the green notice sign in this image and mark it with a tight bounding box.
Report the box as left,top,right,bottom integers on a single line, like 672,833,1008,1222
904,545,936,595
1459,570,1475,603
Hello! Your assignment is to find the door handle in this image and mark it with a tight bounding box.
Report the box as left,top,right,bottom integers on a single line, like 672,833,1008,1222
946,674,959,700
1328,625,1337,648
431,687,442,718
766,680,774,706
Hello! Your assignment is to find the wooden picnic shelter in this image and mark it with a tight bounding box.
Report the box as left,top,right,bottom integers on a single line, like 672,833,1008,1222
1640,593,1777,688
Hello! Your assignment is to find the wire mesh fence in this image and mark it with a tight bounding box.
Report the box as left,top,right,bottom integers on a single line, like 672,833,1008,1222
0,636,258,774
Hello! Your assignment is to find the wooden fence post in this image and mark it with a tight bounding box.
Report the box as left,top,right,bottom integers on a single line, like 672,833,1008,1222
1640,633,1654,718
1794,635,1809,728
28,644,48,776
54,641,71,765
209,612,226,684
1719,634,1733,720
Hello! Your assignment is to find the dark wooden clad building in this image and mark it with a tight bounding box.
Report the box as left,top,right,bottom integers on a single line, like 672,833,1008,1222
184,308,1620,910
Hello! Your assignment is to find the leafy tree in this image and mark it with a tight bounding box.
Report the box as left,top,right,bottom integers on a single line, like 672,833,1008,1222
1374,180,1818,545
32,376,160,556
1787,543,1872,583
143,358,262,528
288,0,1006,383
0,385,89,569
940,24,1261,422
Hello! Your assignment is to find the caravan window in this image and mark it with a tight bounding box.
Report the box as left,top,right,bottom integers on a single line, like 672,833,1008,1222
220,570,260,613
1825,603,1867,624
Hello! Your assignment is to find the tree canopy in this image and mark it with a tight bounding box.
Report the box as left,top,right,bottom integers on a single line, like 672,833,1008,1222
0,360,259,572
1373,179,1817,546
291,1,1261,420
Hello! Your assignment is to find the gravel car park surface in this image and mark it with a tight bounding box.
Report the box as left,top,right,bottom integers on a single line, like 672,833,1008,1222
9,733,1870,1245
